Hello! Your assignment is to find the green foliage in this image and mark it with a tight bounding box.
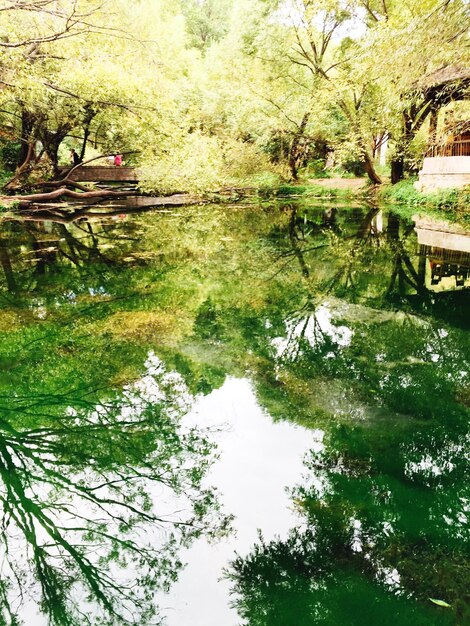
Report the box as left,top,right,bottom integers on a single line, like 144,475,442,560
139,133,283,195
0,0,469,619
380,179,470,226
0,214,238,623
276,184,307,196
263,183,358,201
300,159,331,178
247,170,284,188
181,0,234,50
226,528,459,625
0,142,20,171
0,172,12,193
139,133,224,194
1,0,467,192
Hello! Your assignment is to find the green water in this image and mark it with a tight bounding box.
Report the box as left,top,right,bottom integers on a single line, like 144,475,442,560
0,201,468,625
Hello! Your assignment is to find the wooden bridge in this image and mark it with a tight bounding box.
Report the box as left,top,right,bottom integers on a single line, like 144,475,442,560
66,166,139,183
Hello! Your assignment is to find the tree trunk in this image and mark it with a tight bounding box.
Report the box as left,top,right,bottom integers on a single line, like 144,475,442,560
390,107,427,184
386,212,400,241
79,107,95,162
356,208,380,240
43,137,63,178
17,109,36,169
289,208,309,278
390,157,404,184
0,243,16,291
289,112,310,181
9,187,139,203
363,150,382,185
79,126,90,163
40,124,73,178
428,107,438,146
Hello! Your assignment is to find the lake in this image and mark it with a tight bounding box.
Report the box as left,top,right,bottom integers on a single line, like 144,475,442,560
0,199,468,625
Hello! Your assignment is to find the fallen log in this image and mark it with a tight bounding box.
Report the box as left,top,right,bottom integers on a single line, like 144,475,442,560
1,192,206,217
4,187,140,203
6,194,207,223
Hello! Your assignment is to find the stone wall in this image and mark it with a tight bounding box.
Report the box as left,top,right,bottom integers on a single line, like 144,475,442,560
416,156,470,192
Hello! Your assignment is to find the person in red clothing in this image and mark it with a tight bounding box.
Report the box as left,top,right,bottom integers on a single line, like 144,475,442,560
114,154,123,166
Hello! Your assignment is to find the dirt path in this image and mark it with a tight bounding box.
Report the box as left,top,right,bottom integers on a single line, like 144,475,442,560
308,177,368,191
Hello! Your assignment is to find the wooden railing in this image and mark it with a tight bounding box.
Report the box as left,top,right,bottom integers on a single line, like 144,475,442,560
420,245,470,267
426,140,470,157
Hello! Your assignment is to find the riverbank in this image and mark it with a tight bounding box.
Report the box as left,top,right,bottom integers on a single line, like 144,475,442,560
256,177,469,225
2,174,468,229
211,178,372,203
378,179,470,226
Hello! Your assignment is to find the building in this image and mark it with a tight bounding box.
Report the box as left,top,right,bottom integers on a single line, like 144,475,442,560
416,120,470,192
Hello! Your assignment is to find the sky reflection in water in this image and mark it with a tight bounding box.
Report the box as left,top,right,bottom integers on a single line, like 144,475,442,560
163,377,316,626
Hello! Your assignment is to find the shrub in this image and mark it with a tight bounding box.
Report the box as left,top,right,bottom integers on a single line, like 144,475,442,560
0,142,21,171
299,159,330,178
379,179,470,225
139,133,224,195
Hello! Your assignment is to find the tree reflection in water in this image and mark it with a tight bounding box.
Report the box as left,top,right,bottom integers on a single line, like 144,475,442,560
226,408,469,626
226,527,457,626
227,206,469,626
0,353,230,625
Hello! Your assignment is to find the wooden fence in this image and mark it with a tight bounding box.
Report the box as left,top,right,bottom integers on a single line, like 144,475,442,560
426,140,470,158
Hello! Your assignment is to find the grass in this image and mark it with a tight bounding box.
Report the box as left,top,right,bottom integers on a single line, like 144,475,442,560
258,183,368,201
0,167,20,214
379,178,470,226
0,168,12,190
0,200,19,214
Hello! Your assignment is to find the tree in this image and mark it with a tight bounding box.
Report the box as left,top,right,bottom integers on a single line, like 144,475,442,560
0,359,230,624
355,0,470,182
205,0,469,184
0,0,191,186
181,0,234,51
215,0,387,183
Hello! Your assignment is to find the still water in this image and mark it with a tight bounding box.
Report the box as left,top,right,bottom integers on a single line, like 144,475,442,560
0,200,468,625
